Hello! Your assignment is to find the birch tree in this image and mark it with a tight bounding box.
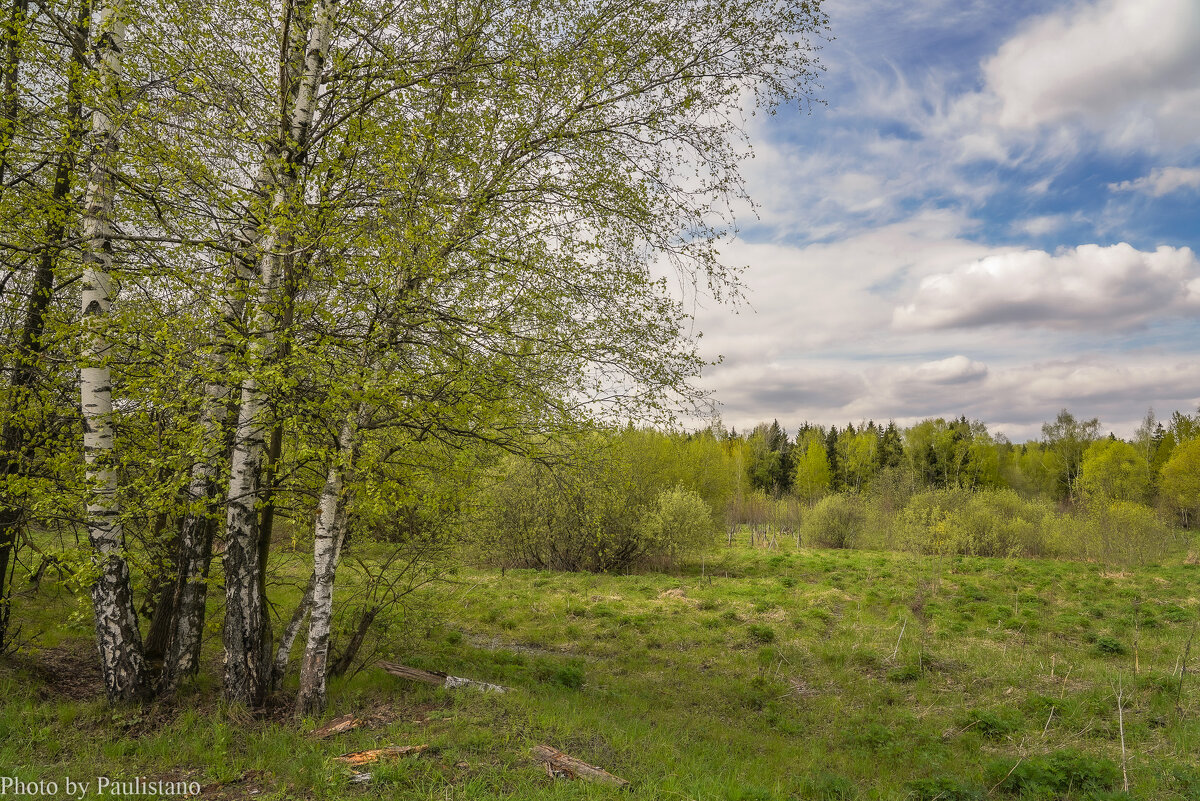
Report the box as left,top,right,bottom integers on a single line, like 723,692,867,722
78,0,150,701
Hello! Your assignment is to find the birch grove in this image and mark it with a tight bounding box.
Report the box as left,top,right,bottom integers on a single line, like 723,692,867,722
0,0,828,706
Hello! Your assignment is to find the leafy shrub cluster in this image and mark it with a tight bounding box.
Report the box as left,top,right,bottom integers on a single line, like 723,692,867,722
478,435,720,572
800,493,866,549
1047,501,1174,566
894,489,1050,557
857,488,1175,565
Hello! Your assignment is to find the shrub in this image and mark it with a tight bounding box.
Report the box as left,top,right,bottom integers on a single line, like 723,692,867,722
896,489,1050,557
1094,635,1127,656
1055,501,1173,566
801,494,866,549
641,485,716,568
480,445,715,572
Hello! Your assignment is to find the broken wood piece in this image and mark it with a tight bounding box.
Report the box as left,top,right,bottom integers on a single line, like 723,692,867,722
334,744,428,766
378,661,508,693
532,744,630,788
347,771,372,785
310,713,360,739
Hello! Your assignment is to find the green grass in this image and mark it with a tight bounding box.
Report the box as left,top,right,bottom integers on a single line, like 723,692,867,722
3,539,1200,800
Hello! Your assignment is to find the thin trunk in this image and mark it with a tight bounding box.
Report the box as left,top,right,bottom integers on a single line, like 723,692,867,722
268,502,350,693
328,603,378,678
294,417,354,718
142,513,179,659
0,0,27,190
0,0,89,651
255,251,300,667
80,0,147,702
222,0,335,706
159,224,259,692
269,573,313,692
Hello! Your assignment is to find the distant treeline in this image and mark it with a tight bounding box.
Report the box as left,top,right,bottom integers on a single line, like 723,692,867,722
727,408,1200,521
480,408,1200,571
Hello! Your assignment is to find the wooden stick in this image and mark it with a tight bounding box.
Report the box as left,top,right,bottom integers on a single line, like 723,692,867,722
311,713,360,739
532,744,630,788
335,744,427,766
378,661,508,693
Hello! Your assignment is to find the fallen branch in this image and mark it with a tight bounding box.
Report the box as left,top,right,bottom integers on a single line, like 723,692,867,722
532,744,630,788
334,744,428,766
310,713,360,739
378,661,508,693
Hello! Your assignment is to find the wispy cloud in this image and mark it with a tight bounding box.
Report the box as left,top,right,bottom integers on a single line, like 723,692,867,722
1110,166,1200,197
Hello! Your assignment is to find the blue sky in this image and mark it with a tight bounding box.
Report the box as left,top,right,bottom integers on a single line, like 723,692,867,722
695,0,1200,441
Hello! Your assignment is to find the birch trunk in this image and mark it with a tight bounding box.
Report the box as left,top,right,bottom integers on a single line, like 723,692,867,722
159,200,262,692
294,416,354,718
79,0,147,702
222,0,336,706
270,490,349,693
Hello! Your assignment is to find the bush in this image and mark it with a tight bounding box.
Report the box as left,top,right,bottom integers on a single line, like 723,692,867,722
801,494,866,549
1094,635,1127,656
896,489,1050,557
1053,501,1173,566
480,443,715,572
641,485,716,568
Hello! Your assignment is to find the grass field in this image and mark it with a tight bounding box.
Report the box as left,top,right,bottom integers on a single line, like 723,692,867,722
2,536,1200,800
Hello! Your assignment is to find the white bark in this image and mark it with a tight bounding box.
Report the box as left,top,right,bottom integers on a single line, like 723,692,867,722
295,416,354,717
271,512,347,692
161,165,268,692
222,0,337,706
79,0,147,702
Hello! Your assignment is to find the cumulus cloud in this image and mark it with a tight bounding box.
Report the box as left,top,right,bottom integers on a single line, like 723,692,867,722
892,243,1200,331
980,0,1200,146
686,3,1200,439
1110,166,1200,196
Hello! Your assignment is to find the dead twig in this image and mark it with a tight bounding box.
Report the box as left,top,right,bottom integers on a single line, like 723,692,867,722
532,745,630,788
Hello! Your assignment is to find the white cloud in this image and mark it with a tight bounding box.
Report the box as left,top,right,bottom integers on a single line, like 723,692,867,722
1110,166,1200,197
906,355,988,386
1012,214,1069,236
893,243,1200,331
700,351,1200,441
981,0,1200,147
688,3,1200,440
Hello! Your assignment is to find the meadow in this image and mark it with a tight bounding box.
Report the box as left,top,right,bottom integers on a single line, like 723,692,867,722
2,534,1199,800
